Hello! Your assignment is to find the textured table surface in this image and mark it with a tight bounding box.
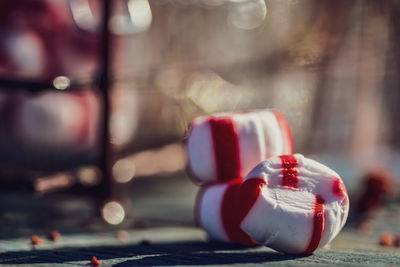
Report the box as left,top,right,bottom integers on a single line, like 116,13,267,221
1,227,400,267
0,174,399,266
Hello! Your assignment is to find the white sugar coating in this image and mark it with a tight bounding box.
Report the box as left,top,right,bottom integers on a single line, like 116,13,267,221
241,188,315,253
257,110,284,157
196,184,230,242
233,113,266,178
186,109,292,183
241,154,349,254
186,116,216,182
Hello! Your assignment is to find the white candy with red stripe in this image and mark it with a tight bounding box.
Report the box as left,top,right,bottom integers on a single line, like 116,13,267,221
15,91,99,151
186,110,293,183
195,181,257,245
240,154,349,254
196,183,231,243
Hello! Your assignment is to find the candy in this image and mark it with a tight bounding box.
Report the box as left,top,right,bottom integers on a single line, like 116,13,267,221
13,88,138,152
186,110,293,183
15,92,99,151
240,154,349,254
195,181,256,245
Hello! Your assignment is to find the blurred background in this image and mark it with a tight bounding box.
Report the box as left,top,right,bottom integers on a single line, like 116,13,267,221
0,0,399,241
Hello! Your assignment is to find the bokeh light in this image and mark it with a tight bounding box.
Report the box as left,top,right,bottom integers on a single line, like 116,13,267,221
53,76,70,90
228,0,267,30
112,158,136,183
101,201,125,225
77,167,101,186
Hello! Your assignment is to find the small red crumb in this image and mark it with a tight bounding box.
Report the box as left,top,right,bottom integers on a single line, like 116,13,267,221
31,234,43,246
379,231,393,247
117,230,130,243
91,256,101,266
47,230,61,242
394,236,400,247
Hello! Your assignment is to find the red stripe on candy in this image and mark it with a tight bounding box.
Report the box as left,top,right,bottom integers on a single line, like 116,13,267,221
332,178,347,197
280,155,298,189
273,111,294,154
221,178,265,245
332,177,349,206
209,117,241,181
304,195,325,254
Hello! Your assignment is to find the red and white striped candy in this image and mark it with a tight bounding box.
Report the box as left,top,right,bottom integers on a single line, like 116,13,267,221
14,91,99,151
240,154,349,254
195,181,257,245
186,110,293,183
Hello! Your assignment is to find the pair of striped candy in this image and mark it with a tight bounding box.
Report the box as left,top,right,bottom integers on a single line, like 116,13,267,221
186,110,349,254
186,109,292,243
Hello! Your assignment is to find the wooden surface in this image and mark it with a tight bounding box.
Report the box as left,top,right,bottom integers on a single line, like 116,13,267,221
0,174,400,266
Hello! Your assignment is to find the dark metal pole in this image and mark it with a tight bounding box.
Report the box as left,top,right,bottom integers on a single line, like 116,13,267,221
0,78,54,91
98,0,113,200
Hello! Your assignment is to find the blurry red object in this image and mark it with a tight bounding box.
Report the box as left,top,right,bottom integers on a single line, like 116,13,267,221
47,230,61,242
394,235,400,247
0,0,99,78
379,231,393,247
356,167,395,215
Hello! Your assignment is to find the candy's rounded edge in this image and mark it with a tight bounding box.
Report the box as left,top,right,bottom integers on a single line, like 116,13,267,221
195,183,234,243
68,91,92,146
194,186,209,229
183,118,211,185
80,91,101,148
271,110,294,154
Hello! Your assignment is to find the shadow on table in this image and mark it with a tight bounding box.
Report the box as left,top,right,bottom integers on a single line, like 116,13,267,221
0,241,309,266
